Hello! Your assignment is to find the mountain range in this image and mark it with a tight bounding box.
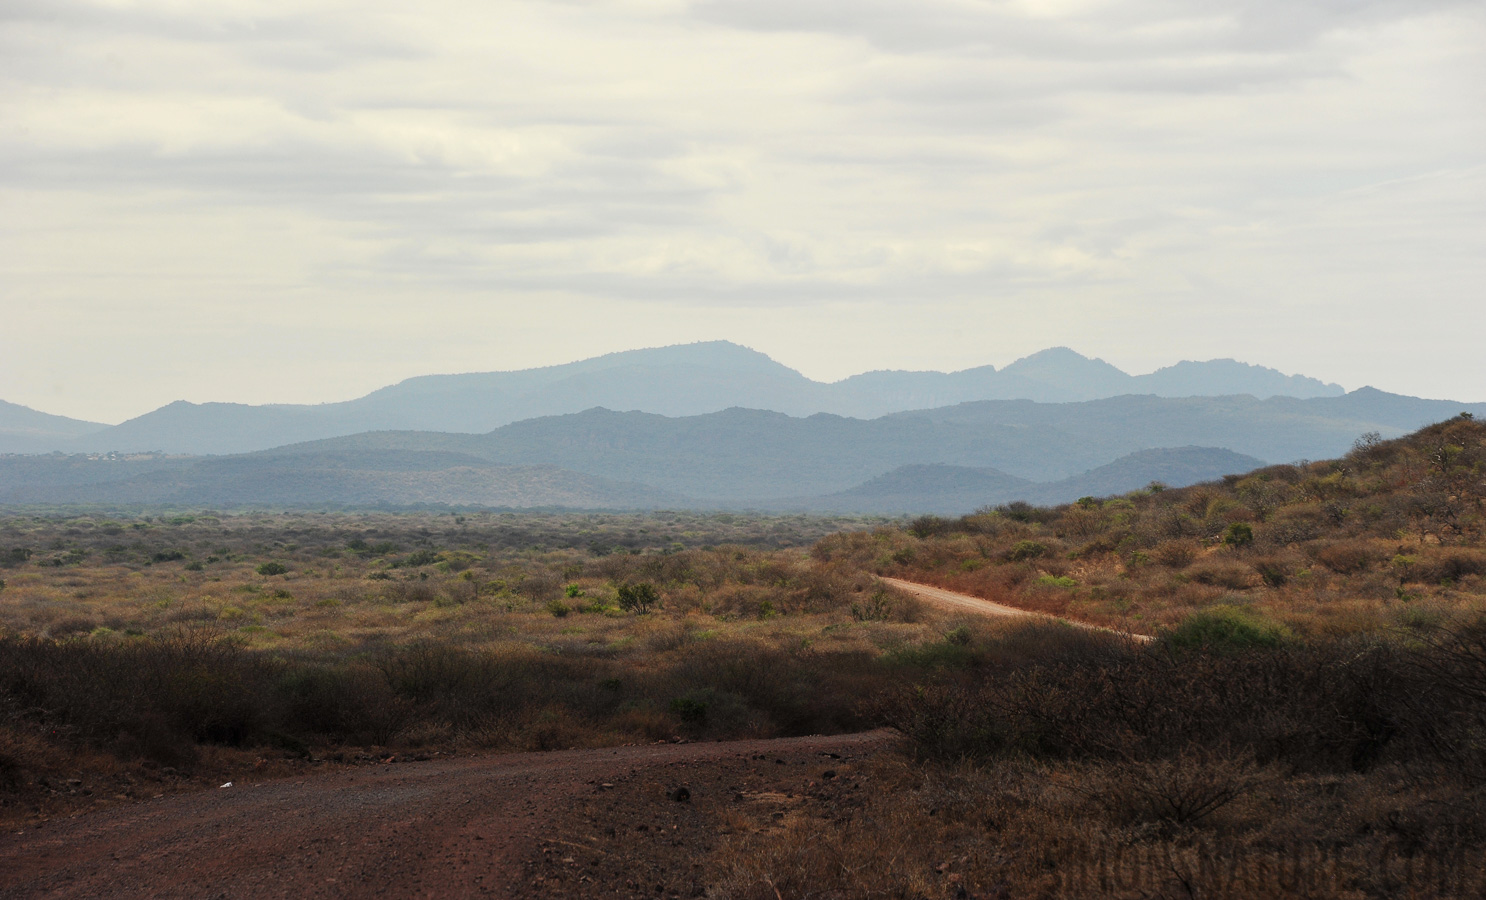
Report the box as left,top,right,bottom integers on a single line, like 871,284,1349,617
4,341,1480,514
0,342,1347,456
4,390,1481,514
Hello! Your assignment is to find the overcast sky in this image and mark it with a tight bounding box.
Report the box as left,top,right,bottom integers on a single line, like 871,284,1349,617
2,0,1483,424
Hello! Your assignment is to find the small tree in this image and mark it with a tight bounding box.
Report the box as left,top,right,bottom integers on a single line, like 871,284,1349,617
1223,522,1254,548
616,582,659,614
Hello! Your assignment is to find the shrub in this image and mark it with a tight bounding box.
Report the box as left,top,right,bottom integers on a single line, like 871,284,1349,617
1222,522,1254,547
546,599,571,618
1186,561,1253,589
1153,539,1201,569
256,561,288,577
1005,541,1047,562
1253,557,1288,588
909,516,954,538
616,582,659,614
401,549,441,568
1160,606,1289,653
1314,541,1379,574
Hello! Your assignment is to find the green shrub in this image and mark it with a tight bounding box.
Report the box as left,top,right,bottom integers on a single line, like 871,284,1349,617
255,561,288,576
400,549,441,568
546,599,571,618
1160,606,1290,653
1223,522,1254,547
616,582,659,614
670,694,709,725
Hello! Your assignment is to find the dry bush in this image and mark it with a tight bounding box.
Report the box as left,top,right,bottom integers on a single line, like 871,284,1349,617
1313,539,1383,575
1074,749,1269,828
1153,538,1202,569
1187,561,1256,590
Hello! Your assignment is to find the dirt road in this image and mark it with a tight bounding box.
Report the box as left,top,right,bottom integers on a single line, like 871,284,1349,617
0,731,893,899
882,577,1154,642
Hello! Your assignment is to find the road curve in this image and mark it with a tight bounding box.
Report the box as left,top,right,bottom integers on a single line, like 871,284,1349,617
881,577,1154,642
0,731,893,899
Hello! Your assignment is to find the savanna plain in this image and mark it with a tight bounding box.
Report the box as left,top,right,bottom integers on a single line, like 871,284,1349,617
3,417,1485,898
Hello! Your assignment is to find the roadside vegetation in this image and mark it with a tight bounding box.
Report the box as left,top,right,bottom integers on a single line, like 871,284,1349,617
3,418,1484,897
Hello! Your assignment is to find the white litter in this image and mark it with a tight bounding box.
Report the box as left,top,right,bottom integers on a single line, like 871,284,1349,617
220,782,233,788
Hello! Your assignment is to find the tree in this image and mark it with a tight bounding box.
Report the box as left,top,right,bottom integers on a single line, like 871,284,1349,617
616,582,659,614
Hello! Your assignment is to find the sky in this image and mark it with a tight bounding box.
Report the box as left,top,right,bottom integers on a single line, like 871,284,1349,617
2,0,1483,425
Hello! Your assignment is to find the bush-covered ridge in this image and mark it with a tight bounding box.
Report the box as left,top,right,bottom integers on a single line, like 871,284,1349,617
816,415,1485,636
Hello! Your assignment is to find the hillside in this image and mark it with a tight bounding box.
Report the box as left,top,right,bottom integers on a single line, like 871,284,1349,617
818,414,1486,635
0,450,684,509
0,400,108,453
12,342,1350,455
799,447,1269,515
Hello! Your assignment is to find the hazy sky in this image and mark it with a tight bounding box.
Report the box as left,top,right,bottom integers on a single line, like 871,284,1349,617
2,0,1483,424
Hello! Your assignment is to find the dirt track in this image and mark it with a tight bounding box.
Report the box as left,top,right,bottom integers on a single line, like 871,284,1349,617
882,577,1154,642
0,731,893,899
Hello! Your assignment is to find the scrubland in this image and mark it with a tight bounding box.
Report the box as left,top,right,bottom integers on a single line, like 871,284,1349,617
829,415,1486,639
0,509,934,825
3,418,1485,898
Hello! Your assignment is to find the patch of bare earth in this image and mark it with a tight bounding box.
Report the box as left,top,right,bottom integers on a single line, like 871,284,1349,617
0,731,893,899
513,733,893,899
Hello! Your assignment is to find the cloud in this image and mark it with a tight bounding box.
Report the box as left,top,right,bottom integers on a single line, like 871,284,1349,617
0,0,1482,420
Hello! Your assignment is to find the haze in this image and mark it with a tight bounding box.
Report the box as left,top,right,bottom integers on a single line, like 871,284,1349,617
2,0,1483,424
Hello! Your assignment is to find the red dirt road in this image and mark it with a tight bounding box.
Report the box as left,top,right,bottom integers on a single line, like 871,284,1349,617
0,731,893,899
882,577,1154,642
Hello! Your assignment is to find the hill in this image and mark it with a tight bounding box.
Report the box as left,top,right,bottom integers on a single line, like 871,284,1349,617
0,450,684,509
0,400,108,453
826,413,1486,635
13,342,1350,455
788,447,1266,515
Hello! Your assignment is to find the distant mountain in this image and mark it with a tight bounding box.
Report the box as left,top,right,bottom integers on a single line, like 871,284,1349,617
0,400,108,453
786,447,1267,515
10,342,1350,455
5,391,1481,512
0,450,683,509
788,464,1031,515
261,388,1485,501
1016,447,1269,507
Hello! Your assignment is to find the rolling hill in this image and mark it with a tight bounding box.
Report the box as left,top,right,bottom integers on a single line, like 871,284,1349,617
11,342,1347,455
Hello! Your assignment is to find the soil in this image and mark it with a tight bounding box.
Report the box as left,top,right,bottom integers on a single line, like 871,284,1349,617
0,731,895,899
883,577,1155,641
